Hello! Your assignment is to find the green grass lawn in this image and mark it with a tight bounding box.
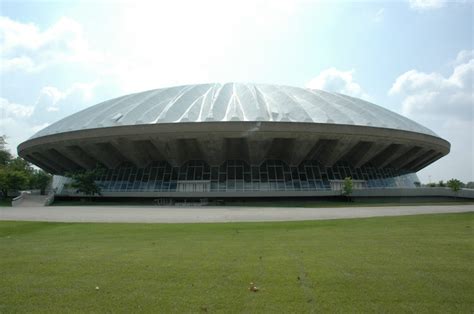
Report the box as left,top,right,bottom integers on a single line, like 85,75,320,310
1,213,473,313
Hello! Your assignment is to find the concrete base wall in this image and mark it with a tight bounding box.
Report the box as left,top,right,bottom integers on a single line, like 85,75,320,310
58,188,474,199
353,187,474,199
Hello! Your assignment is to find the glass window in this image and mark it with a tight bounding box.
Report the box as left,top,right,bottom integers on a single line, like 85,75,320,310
251,167,259,180
269,167,276,180
244,173,251,182
211,167,219,180
171,168,178,180
275,167,283,180
219,173,226,182
235,166,243,179
228,167,235,180
299,173,307,181
149,168,157,181
186,167,194,180
156,168,164,181
195,167,203,180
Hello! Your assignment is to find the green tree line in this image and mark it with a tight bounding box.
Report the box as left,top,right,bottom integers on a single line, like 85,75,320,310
425,179,473,189
0,136,51,199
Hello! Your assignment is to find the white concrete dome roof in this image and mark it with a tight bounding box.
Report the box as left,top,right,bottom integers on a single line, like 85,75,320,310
31,82,437,139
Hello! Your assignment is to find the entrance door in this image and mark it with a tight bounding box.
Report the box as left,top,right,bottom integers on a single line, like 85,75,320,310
177,181,211,192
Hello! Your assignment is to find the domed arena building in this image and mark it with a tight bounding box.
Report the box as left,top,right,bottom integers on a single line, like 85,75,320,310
18,83,450,199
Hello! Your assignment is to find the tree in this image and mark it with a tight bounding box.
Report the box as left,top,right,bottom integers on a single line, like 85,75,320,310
0,169,29,198
30,170,52,195
447,178,462,198
0,135,12,167
0,135,54,199
438,180,446,187
342,177,353,201
466,182,474,189
67,167,105,197
0,135,29,198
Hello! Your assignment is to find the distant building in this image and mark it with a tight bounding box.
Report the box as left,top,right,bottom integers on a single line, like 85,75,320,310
18,83,450,198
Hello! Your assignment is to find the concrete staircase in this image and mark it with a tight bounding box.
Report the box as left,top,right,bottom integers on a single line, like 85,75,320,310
12,193,50,207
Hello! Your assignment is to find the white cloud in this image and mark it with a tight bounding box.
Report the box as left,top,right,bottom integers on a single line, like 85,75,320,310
104,0,309,93
0,81,98,154
408,0,446,10
389,50,474,182
306,68,370,100
1,56,36,72
35,81,99,112
373,8,385,23
39,86,64,106
453,49,474,66
1,2,309,92
0,100,49,153
389,57,473,121
0,16,102,73
0,117,48,155
0,97,34,118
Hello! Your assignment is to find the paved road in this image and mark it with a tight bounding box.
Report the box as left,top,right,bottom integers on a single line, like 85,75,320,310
0,204,472,223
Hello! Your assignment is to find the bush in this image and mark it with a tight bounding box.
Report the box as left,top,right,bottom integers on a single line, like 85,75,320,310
67,167,105,196
447,179,462,193
342,177,353,202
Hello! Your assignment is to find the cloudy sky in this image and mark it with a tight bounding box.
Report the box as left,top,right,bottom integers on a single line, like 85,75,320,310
1,0,473,183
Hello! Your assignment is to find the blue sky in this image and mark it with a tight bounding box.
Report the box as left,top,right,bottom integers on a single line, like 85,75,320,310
1,0,473,182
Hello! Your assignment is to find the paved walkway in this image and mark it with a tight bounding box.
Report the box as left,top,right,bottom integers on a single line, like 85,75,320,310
0,204,472,223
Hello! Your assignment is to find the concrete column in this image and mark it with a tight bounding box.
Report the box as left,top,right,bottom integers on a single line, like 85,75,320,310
394,147,429,170
288,137,317,166
134,140,166,162
377,145,413,169
305,139,336,163
41,148,82,171
247,137,273,165
59,145,99,169
31,152,66,173
341,141,373,165
406,150,437,171
322,139,359,167
25,154,56,174
150,138,183,166
225,138,250,163
369,144,403,168
111,138,150,168
354,142,391,168
84,143,126,169
390,146,422,169
265,138,295,165
197,137,225,166
413,152,443,172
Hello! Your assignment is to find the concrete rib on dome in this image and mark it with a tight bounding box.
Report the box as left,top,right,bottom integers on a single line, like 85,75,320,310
30,83,437,139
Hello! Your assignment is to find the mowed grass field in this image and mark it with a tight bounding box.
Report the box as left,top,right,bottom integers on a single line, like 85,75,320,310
1,213,473,313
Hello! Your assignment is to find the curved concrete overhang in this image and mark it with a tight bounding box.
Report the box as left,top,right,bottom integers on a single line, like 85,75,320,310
18,121,450,175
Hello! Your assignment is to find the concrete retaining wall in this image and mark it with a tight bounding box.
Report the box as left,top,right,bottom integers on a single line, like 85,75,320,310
57,188,474,199
353,187,474,198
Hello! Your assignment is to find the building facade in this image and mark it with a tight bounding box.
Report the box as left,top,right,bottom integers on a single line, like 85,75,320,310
18,83,450,198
